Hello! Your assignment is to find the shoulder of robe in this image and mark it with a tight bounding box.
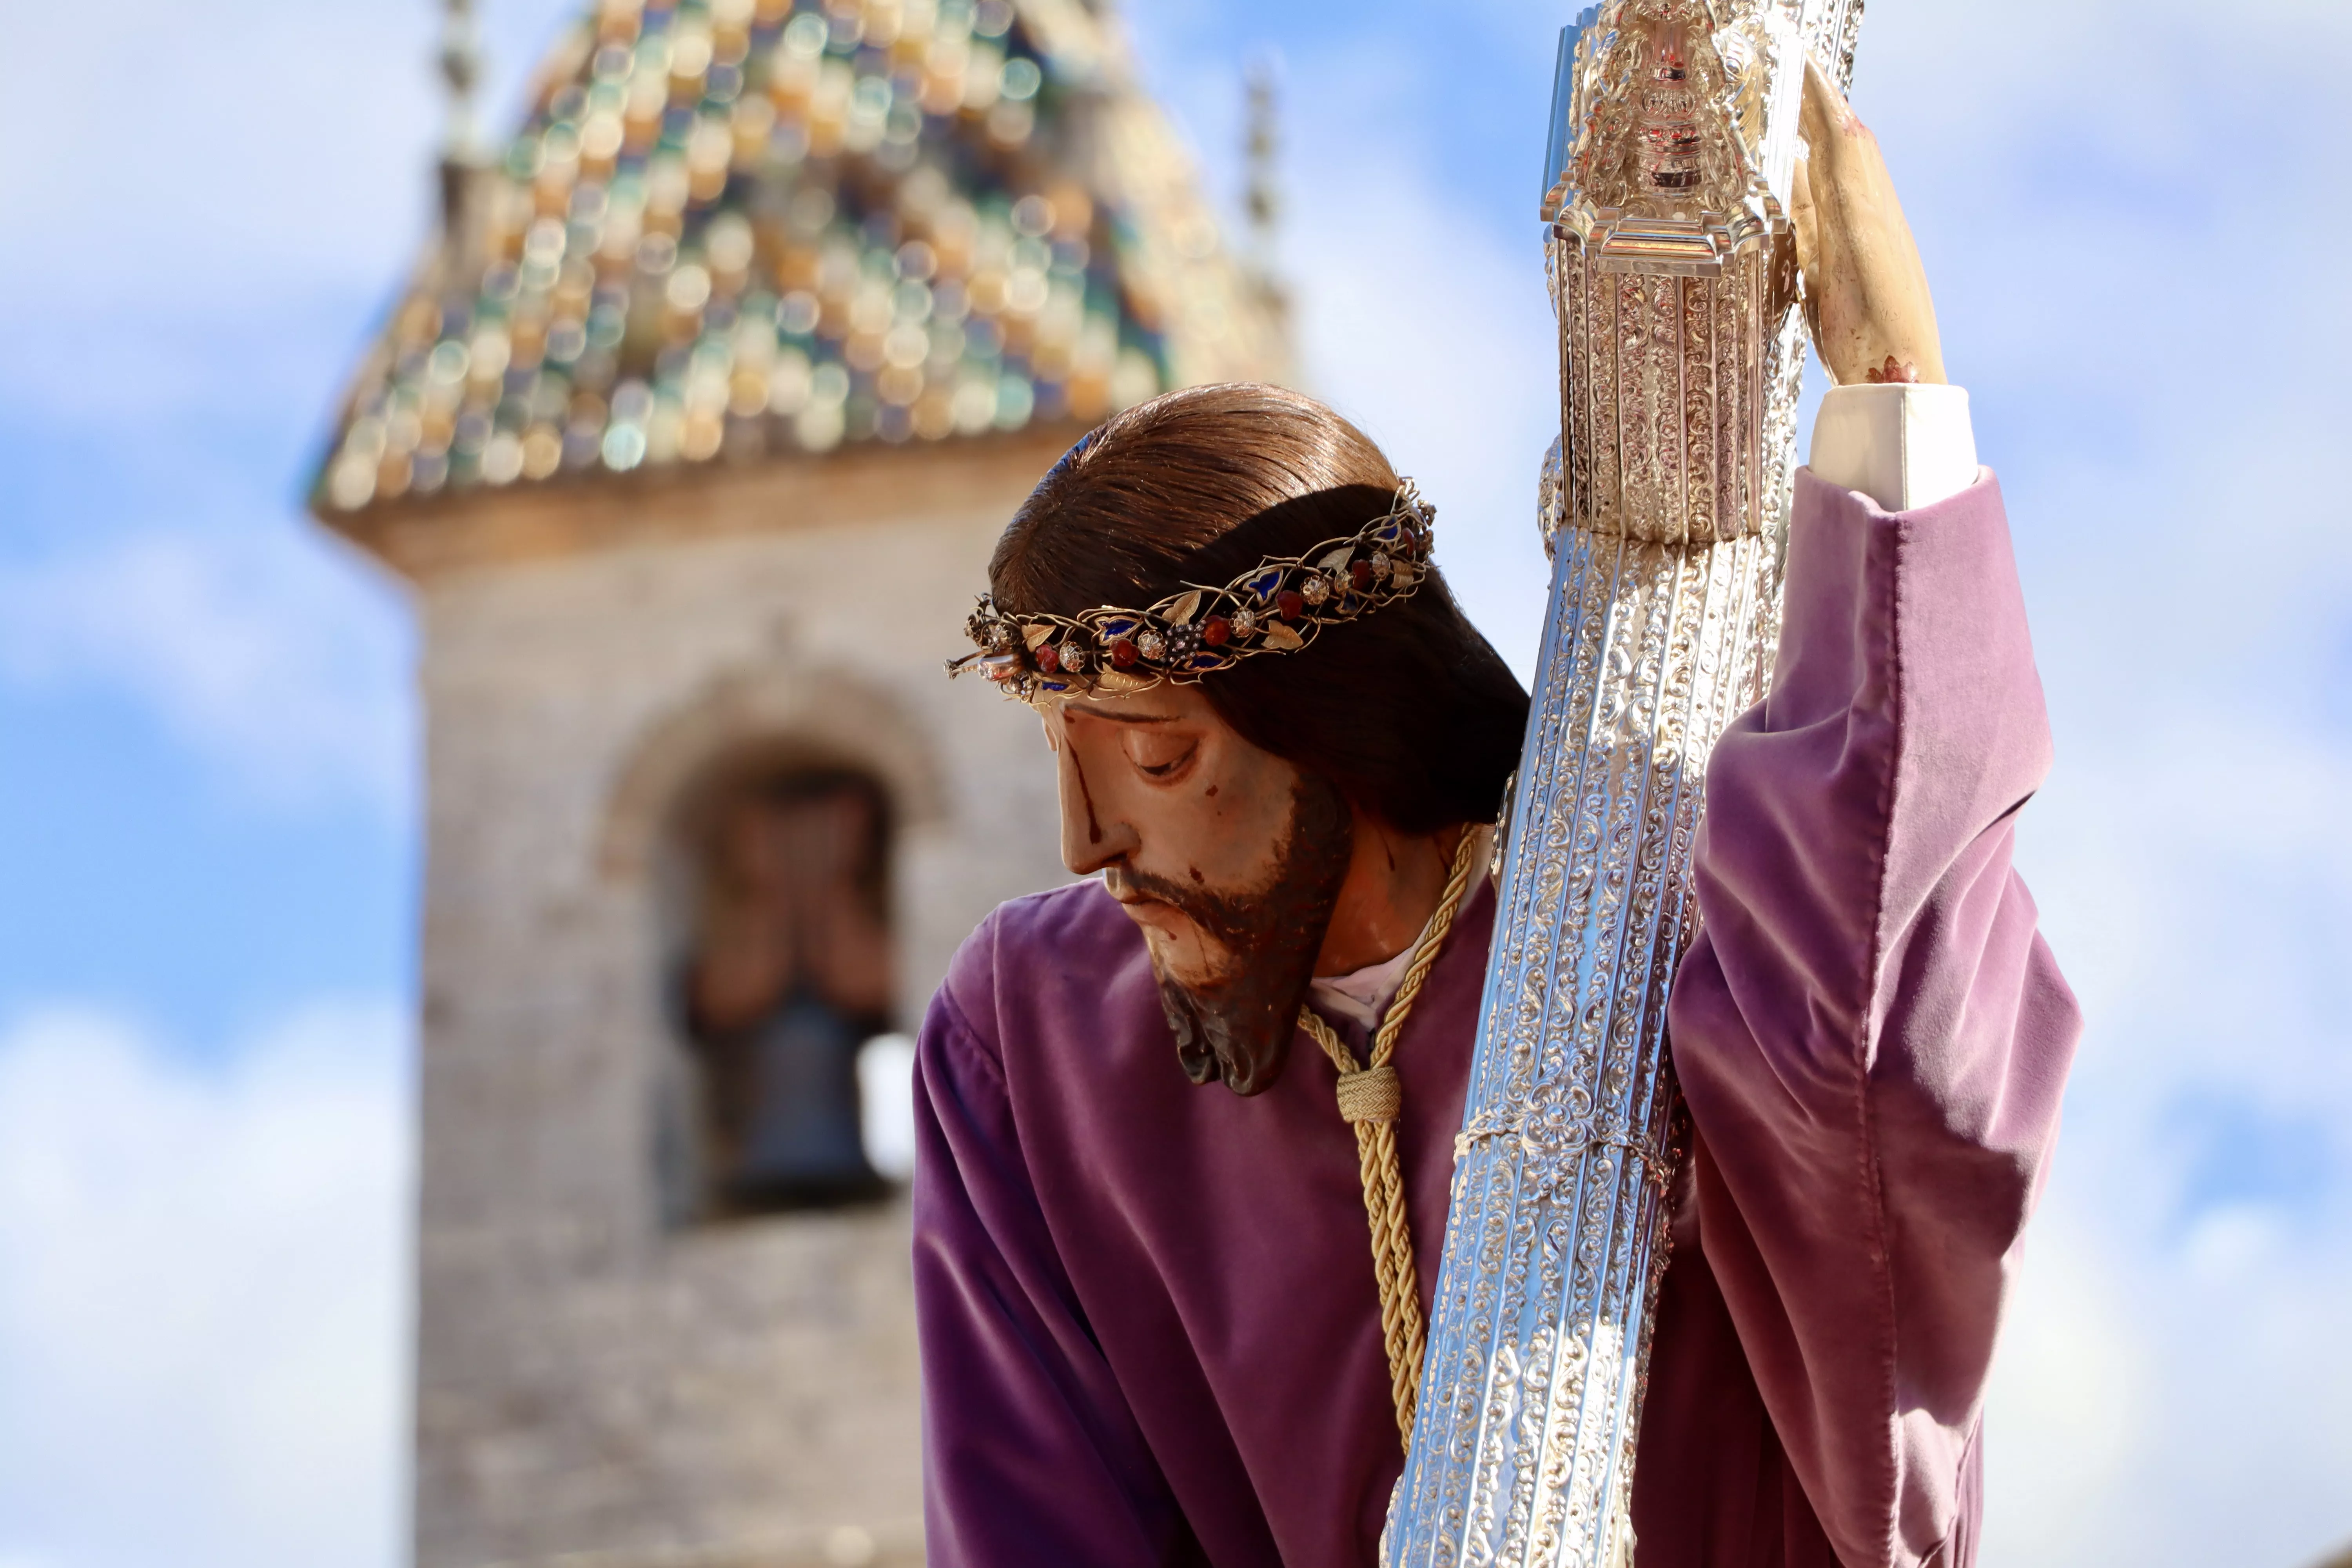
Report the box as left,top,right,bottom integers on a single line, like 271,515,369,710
941,878,1141,1044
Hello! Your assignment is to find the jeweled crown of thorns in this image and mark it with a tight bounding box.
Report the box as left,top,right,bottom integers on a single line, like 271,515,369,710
945,482,1436,702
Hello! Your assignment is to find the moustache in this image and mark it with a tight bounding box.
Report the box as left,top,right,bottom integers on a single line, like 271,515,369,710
1105,864,1266,953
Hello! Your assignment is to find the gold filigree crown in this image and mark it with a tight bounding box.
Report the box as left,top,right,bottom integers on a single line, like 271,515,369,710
945,483,1436,702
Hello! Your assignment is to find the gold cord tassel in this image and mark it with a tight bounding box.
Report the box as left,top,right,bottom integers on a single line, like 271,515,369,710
1298,827,1483,1451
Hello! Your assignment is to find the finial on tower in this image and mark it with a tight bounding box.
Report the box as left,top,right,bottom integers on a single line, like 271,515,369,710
1240,50,1291,373
1243,52,1281,269
436,0,488,262
439,0,483,163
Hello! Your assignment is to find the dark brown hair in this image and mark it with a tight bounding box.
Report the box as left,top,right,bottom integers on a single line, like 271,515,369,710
989,383,1528,834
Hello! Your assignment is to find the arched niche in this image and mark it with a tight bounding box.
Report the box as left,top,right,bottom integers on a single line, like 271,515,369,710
601,661,946,886
601,661,945,1227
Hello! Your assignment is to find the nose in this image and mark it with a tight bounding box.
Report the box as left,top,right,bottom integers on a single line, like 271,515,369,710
1055,734,1138,877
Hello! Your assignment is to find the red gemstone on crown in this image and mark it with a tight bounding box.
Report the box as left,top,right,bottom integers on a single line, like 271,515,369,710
1202,615,1231,646
1276,590,1305,620
1350,559,1374,590
1111,638,1139,668
1035,643,1060,673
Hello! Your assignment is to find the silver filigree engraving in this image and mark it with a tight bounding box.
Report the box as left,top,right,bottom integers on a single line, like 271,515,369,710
1384,4,1861,1565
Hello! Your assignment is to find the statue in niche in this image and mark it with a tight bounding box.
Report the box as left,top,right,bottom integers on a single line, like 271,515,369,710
684,768,895,1213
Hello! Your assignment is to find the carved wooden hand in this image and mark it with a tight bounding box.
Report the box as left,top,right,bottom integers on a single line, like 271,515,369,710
1789,55,1945,387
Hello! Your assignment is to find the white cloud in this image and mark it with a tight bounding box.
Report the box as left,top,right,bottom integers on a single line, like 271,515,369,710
1988,720,2352,1566
0,528,414,813
1832,6,2352,1562
0,0,428,823
0,0,576,425
0,1002,411,1568
0,4,429,425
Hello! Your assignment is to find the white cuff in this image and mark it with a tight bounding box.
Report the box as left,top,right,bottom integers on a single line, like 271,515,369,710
1808,383,1979,512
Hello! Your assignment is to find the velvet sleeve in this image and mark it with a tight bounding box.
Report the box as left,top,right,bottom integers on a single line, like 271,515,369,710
911,928,1200,1568
1664,468,2082,1567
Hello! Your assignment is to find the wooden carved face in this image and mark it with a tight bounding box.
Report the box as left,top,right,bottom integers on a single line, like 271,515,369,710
1043,684,1352,1094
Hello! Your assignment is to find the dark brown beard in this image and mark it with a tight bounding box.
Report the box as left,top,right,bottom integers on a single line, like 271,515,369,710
1112,773,1353,1096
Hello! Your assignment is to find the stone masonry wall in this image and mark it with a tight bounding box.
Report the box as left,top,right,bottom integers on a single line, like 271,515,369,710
409,470,1064,1568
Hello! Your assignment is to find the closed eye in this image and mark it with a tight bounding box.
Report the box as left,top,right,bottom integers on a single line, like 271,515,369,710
1122,728,1198,781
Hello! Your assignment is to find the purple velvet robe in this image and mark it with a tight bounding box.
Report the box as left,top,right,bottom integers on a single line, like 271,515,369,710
911,472,2080,1568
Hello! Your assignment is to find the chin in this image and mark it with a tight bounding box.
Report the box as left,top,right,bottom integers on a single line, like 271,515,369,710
1136,924,1236,994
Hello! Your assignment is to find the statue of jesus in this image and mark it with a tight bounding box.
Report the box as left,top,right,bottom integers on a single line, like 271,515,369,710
913,65,2077,1568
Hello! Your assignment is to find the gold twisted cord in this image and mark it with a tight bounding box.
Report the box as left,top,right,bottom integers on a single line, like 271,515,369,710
1298,824,1485,1451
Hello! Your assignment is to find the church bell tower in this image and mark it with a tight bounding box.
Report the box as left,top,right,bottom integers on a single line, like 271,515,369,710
311,2,1285,1562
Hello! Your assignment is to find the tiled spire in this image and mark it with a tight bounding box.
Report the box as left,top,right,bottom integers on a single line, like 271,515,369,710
316,0,1286,517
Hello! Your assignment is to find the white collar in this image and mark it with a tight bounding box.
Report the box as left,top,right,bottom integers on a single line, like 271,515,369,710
1307,941,1420,1034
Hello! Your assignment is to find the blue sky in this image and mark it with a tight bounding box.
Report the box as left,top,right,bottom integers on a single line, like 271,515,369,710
2,1,2349,1565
